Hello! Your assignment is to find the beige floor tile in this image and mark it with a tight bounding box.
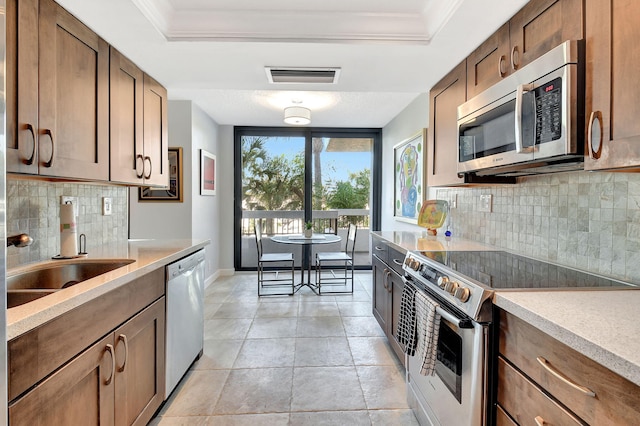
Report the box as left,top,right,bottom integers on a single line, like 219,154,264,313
246,317,297,338
337,301,374,317
289,410,371,426
206,413,290,425
149,416,210,426
348,337,402,366
192,339,244,370
214,368,293,415
298,301,340,317
204,319,253,340
357,365,409,410
163,370,231,416
342,317,386,337
296,316,345,337
255,301,299,317
233,338,296,368
210,302,259,319
291,366,366,412
294,337,353,367
204,303,224,319
368,409,419,425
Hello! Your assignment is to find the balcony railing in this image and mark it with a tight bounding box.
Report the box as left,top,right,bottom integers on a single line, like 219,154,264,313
241,209,370,236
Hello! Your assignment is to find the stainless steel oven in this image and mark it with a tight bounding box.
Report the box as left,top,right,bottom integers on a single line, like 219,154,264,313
402,248,638,426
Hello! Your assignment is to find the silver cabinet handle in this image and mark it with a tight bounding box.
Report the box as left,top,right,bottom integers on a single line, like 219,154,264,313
117,334,129,372
498,54,507,77
104,344,115,385
24,123,36,165
43,129,54,167
587,111,603,160
534,416,545,426
511,45,519,70
136,154,144,178
515,83,535,154
536,356,596,397
143,156,152,179
382,268,389,289
374,246,384,251
392,258,403,266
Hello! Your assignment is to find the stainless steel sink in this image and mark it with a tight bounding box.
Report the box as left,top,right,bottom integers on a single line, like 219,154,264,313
7,259,135,307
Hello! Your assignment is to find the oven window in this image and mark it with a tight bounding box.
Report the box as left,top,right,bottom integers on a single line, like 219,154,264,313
458,99,516,162
435,320,463,403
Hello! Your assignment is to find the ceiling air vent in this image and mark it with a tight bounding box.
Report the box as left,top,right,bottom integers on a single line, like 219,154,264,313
265,67,341,84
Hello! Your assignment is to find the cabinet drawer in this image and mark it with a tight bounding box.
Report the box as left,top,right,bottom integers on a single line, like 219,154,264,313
499,310,640,425
371,235,388,264
497,357,584,425
387,246,406,276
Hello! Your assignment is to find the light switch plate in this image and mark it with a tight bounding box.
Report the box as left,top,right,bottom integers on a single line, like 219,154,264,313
102,197,113,216
479,194,492,212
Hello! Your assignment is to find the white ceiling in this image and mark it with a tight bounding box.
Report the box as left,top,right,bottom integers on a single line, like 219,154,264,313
56,0,529,128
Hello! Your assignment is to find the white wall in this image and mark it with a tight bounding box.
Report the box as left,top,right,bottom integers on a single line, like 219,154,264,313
129,100,225,282
217,125,235,272
381,93,430,231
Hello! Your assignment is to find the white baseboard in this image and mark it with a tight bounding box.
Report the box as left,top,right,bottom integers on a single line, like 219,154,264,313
204,269,235,289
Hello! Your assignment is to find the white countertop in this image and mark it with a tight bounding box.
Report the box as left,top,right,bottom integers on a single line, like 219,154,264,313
371,230,498,253
494,290,640,387
7,239,209,340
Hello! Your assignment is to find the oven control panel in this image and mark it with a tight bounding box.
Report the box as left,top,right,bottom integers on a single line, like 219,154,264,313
402,252,492,321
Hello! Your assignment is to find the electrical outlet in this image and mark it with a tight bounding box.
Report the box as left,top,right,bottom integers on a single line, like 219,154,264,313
60,196,79,217
103,197,113,216
479,194,493,212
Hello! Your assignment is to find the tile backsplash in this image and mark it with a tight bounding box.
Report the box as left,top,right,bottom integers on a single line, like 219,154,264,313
436,171,640,284
7,179,128,268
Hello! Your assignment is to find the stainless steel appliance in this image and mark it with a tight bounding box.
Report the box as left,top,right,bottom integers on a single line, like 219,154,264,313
457,40,584,177
402,249,637,426
165,249,205,398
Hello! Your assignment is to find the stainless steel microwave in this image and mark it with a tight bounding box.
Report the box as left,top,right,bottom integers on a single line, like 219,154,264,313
457,40,584,177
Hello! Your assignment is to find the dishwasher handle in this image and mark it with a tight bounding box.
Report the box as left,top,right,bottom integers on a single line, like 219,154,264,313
167,250,205,279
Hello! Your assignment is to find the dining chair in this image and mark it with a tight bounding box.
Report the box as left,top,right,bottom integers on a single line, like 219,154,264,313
255,221,295,296
314,223,356,295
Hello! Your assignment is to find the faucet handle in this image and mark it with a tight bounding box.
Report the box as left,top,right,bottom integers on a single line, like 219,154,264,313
7,233,33,248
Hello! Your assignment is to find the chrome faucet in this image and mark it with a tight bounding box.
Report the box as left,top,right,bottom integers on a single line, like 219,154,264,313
7,233,33,248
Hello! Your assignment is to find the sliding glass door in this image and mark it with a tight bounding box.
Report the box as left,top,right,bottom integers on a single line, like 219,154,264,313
234,127,381,271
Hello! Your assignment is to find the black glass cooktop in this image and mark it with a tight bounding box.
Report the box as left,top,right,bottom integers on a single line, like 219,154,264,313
419,250,638,290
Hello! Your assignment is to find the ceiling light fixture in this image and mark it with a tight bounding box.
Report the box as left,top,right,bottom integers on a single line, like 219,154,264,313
284,106,311,125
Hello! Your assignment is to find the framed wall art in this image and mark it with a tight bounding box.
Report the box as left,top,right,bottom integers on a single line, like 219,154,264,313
139,147,183,202
200,149,216,196
394,130,425,223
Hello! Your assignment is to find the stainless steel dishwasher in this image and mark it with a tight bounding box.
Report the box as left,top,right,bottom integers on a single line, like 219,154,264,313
165,249,205,398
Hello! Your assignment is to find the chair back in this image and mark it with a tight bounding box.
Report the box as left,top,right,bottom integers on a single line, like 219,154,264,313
254,221,264,258
345,223,357,256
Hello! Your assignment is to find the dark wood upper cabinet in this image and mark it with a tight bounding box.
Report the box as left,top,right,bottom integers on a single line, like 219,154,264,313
110,49,168,187
466,23,511,99
509,0,583,71
427,60,467,187
584,0,640,171
142,74,169,188
38,0,110,180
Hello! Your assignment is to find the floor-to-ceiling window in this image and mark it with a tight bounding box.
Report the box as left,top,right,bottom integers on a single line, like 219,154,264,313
234,127,382,271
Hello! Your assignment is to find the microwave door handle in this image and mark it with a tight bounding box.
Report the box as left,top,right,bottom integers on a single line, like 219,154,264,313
515,83,536,153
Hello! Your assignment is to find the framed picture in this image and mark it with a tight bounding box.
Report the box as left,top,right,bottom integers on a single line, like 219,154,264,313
200,149,216,196
139,147,183,202
394,130,425,223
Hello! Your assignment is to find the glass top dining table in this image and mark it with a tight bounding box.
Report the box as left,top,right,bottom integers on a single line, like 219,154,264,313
270,234,342,294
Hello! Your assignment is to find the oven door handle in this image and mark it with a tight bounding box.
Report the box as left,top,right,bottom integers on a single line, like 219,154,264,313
436,306,474,329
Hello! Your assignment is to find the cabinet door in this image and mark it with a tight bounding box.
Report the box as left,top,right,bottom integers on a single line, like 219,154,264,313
584,0,640,171
110,47,145,185
372,255,390,333
142,74,169,187
427,60,466,187
388,268,406,366
38,0,109,180
9,334,116,426
114,298,166,426
6,0,39,174
467,23,511,98
509,0,583,71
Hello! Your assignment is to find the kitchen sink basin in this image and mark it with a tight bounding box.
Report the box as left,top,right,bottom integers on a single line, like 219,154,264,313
7,259,135,307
